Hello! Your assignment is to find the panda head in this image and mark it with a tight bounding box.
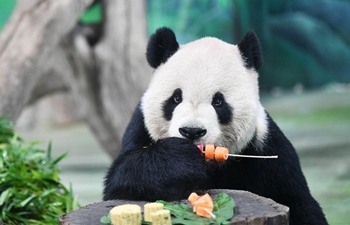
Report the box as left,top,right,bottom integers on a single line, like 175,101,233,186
141,27,268,153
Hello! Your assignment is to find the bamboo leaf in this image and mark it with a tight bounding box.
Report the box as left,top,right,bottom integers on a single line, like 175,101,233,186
0,188,11,206
52,152,68,165
0,117,80,224
46,141,52,163
0,156,3,168
19,194,36,207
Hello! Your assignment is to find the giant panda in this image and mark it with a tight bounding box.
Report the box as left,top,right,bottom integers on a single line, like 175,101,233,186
103,27,328,225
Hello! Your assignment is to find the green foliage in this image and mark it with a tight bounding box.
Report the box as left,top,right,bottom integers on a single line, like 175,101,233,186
0,117,79,225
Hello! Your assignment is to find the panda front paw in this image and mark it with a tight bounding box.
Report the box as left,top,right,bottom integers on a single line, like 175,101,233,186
103,137,210,201
149,137,211,198
156,137,202,157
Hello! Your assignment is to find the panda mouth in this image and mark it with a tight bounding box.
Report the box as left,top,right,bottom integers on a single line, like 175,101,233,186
192,140,205,146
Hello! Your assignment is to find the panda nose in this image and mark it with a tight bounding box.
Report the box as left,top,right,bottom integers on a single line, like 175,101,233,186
179,127,207,140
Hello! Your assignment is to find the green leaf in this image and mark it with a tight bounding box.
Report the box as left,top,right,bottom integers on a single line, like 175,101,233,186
100,215,111,224
212,193,236,224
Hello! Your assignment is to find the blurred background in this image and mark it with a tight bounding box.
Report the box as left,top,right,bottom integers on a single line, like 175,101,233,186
1,0,349,224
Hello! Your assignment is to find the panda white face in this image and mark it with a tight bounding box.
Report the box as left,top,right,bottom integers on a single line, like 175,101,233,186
142,29,268,153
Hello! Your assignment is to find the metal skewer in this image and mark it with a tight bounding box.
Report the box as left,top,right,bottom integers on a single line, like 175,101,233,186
226,154,278,159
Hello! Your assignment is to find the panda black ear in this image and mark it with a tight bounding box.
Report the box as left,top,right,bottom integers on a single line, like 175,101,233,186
146,27,179,68
238,30,263,70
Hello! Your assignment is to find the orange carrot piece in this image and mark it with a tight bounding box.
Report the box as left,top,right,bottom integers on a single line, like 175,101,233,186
204,144,215,160
188,193,215,218
188,192,199,205
215,147,229,161
194,205,212,218
193,193,214,210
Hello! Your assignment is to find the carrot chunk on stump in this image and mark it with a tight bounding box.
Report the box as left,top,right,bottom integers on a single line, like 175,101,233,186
189,193,215,218
188,192,199,205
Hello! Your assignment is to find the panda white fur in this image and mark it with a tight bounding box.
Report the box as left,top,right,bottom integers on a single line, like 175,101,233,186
103,27,328,225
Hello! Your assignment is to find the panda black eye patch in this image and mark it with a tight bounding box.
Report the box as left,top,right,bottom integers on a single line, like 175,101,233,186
163,88,182,121
212,92,233,125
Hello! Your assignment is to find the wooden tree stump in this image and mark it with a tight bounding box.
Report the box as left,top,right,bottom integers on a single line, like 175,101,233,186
59,189,289,225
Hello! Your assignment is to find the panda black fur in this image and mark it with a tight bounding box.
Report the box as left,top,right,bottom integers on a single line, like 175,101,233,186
103,28,328,225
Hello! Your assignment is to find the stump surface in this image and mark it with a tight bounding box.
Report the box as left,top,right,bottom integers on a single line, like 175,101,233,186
60,189,289,225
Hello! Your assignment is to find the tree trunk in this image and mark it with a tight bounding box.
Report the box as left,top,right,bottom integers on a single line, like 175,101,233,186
0,0,152,158
0,0,93,120
59,189,290,225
